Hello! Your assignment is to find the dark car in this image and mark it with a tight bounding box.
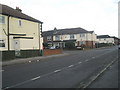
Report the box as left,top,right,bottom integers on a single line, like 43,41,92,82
119,45,120,49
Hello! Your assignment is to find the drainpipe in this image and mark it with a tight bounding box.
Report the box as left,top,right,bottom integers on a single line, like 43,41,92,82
39,23,43,56
7,16,10,51
38,23,40,52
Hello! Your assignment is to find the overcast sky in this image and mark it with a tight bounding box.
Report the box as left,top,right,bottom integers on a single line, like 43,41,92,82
0,0,119,37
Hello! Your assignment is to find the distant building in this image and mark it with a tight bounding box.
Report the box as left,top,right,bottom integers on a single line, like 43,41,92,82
97,35,119,45
0,4,43,60
43,27,97,48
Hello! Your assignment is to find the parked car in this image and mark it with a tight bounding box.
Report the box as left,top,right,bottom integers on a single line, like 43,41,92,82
76,46,82,50
55,46,60,49
49,46,56,50
118,45,120,49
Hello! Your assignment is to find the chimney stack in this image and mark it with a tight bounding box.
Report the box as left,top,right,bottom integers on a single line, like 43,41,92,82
54,27,57,30
16,7,22,12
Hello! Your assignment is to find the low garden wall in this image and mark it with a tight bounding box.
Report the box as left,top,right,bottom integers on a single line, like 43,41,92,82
43,49,63,56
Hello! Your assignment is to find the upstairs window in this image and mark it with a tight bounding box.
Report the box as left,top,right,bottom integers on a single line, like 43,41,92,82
70,35,74,39
18,20,22,26
55,35,60,40
47,36,52,41
80,34,85,37
0,40,5,47
80,41,85,45
0,16,5,24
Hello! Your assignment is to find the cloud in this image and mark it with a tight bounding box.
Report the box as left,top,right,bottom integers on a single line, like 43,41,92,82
0,0,118,37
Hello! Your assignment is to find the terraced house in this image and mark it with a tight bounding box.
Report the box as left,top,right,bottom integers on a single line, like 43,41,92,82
0,4,43,60
43,27,97,49
97,35,119,45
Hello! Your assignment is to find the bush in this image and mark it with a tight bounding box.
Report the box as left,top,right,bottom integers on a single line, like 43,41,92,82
65,42,76,49
95,43,113,48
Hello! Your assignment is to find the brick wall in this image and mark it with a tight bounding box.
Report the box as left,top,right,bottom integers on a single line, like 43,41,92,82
43,49,63,56
86,41,95,48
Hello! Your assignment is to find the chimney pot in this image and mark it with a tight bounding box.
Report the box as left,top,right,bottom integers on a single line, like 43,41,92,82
16,7,22,12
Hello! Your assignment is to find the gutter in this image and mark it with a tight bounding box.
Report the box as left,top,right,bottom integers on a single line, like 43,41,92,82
38,23,40,51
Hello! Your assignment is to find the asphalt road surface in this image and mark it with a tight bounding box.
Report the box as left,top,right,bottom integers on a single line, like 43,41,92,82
2,46,119,89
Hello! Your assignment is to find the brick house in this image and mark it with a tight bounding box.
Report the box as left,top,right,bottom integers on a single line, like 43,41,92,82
43,27,97,48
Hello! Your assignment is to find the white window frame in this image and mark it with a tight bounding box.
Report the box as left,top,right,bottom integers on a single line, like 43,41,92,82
47,36,52,41
55,35,60,40
80,34,85,37
0,40,5,47
80,41,85,45
70,34,74,39
0,16,5,24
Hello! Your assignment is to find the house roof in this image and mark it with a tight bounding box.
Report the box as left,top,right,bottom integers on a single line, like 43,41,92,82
0,4,43,23
43,27,94,36
110,36,119,39
97,35,111,38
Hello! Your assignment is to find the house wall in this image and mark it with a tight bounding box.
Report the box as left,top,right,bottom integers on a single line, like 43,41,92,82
97,38,114,44
0,14,42,51
76,32,96,48
0,15,8,51
62,34,70,40
9,16,40,50
0,14,43,60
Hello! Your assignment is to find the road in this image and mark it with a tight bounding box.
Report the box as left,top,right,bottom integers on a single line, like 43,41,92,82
2,46,119,89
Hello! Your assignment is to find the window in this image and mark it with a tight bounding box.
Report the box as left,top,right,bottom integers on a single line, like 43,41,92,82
80,41,85,45
47,36,52,41
55,35,60,40
70,35,74,39
80,34,85,37
0,40,5,47
19,20,22,26
0,16,5,24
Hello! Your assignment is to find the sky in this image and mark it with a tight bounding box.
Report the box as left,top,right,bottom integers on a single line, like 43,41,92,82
0,0,119,37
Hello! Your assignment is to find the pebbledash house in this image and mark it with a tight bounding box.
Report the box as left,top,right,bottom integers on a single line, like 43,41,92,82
0,4,43,60
43,27,97,49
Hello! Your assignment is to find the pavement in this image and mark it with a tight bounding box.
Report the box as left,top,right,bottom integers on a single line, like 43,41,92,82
2,53,69,66
2,46,119,89
88,60,118,88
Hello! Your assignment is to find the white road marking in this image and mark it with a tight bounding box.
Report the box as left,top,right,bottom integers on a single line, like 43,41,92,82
31,76,41,81
92,57,95,59
78,62,82,64
37,60,39,62
68,65,74,68
54,69,61,73
0,70,4,72
4,87,10,89
85,59,89,62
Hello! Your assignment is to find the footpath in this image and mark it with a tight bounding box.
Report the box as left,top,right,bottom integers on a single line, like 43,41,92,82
1,53,69,66
88,60,119,88
1,46,117,67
